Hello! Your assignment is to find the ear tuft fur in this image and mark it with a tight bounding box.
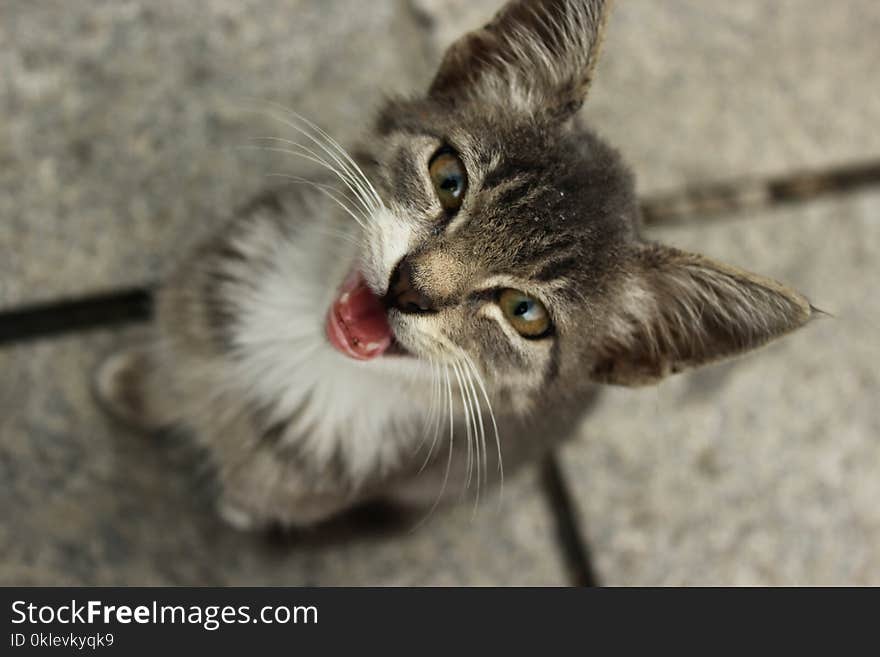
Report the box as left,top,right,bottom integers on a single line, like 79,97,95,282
429,0,613,118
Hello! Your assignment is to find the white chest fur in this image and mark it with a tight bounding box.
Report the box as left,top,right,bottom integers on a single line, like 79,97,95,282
218,201,433,486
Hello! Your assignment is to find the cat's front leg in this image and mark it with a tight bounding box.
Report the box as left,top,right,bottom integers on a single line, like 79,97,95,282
211,442,358,531
216,486,354,532
93,343,181,432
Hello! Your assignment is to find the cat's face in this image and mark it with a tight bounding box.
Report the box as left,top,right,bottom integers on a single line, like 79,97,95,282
351,98,637,406
325,0,812,408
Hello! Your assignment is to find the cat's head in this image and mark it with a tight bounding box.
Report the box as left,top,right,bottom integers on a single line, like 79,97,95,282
325,0,812,408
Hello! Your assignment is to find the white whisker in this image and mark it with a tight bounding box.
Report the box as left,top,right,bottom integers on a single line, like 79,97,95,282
265,172,364,218
422,359,446,470
452,359,480,503
261,170,368,230
463,352,503,505
260,137,376,216
254,146,371,225
264,103,386,211
411,364,455,531
460,356,487,515
415,356,436,448
415,357,439,462
449,361,471,495
248,101,383,213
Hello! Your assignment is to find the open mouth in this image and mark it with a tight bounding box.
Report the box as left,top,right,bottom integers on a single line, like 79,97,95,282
325,270,406,360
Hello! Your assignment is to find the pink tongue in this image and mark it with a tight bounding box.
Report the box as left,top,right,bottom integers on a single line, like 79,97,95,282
326,271,393,360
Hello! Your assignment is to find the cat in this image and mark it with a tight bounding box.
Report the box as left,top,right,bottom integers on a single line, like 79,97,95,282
94,0,814,530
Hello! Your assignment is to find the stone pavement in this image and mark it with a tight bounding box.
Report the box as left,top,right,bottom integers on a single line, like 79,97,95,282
1,1,878,585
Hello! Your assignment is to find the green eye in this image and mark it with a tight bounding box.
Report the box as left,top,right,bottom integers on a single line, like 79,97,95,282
499,289,552,338
429,150,467,213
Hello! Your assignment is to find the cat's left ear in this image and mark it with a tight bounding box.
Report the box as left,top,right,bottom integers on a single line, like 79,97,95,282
589,243,815,386
428,0,613,118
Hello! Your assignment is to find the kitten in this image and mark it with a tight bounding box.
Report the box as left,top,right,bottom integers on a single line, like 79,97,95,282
95,0,814,530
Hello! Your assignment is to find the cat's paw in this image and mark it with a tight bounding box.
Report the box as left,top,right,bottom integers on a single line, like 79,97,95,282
217,500,271,532
93,346,164,431
217,489,354,531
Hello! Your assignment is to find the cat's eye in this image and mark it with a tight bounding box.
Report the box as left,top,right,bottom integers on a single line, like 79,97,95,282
498,289,552,339
429,150,467,214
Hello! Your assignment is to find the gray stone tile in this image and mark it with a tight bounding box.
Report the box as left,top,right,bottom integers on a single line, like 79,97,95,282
5,0,879,587
416,0,880,194
0,0,434,307
560,190,880,585
0,331,566,585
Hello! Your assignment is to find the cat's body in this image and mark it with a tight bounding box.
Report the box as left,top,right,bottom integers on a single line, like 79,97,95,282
96,0,814,530
97,178,601,528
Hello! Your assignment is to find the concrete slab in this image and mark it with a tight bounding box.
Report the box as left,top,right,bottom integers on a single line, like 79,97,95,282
3,0,878,586
560,191,880,585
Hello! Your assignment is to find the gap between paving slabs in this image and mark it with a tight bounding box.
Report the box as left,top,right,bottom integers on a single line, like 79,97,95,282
2,159,879,585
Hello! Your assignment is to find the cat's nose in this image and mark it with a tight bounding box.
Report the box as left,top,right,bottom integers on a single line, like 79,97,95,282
386,257,437,314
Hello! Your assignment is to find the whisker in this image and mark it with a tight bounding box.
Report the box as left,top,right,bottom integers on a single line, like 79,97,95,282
263,162,364,210
266,172,366,228
416,356,435,440
231,99,385,213
422,359,445,471
463,352,504,506
265,171,364,217
259,138,375,217
452,359,478,502
460,356,487,516
263,102,386,211
455,358,479,510
251,106,381,213
244,141,366,215
410,363,455,532
261,169,368,230
449,361,470,495
252,146,370,226
415,357,438,458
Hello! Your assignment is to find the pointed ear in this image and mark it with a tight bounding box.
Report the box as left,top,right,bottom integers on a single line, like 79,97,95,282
590,243,815,386
428,0,613,118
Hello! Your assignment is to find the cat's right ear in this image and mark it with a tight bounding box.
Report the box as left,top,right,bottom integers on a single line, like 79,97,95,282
428,0,613,119
588,243,815,386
